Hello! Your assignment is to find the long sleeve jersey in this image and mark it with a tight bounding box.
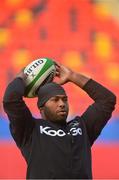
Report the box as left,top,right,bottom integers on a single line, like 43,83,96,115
3,78,116,179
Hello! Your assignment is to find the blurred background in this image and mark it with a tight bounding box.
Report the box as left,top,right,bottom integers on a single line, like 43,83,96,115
0,0,119,179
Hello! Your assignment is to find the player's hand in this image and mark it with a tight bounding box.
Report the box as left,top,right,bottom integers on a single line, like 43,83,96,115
54,62,73,85
16,68,27,81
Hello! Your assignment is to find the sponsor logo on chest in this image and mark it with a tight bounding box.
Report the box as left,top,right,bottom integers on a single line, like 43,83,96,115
39,125,82,137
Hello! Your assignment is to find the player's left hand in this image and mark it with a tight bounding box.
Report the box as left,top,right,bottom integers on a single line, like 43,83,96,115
54,62,73,85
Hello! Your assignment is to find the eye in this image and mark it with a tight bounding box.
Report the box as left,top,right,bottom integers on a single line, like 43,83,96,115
63,97,68,102
51,97,58,102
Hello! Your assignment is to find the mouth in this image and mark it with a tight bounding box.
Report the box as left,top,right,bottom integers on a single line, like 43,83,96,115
57,110,67,115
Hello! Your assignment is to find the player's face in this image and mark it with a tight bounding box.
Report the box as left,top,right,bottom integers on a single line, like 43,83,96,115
40,95,69,123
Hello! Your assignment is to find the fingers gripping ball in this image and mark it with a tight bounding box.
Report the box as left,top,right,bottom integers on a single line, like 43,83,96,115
24,58,56,98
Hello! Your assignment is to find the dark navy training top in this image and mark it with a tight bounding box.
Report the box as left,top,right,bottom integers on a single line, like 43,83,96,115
3,78,116,179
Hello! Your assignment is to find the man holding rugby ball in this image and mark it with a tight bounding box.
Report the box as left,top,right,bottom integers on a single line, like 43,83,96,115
3,61,116,179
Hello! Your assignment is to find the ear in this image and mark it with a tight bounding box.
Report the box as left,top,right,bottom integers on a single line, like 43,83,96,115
39,106,46,119
39,106,44,112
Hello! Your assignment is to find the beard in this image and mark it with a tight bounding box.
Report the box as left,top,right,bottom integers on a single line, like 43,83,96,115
43,106,68,125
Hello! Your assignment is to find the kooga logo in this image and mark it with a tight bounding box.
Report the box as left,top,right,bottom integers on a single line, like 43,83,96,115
40,126,82,137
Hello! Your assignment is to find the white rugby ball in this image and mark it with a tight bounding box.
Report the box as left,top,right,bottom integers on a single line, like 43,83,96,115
24,58,56,98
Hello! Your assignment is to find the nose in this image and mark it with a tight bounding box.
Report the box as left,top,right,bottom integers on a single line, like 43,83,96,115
58,99,65,108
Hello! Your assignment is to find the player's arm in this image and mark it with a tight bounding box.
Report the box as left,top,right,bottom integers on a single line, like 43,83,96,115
55,62,116,145
3,71,34,147
80,79,116,145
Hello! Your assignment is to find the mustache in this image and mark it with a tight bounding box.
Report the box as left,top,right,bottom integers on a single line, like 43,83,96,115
56,109,68,113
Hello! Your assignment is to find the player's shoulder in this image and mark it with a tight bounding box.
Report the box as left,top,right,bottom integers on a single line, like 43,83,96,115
33,117,51,126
